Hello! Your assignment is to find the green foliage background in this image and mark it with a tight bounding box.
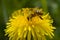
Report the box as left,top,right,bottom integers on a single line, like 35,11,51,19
0,0,60,40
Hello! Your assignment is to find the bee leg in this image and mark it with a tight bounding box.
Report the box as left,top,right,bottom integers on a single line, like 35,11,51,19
39,16,43,20
27,17,29,20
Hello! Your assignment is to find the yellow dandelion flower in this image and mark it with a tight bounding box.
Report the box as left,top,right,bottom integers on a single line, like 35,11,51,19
4,8,56,40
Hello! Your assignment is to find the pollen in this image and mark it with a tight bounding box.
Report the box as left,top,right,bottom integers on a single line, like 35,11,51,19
4,8,56,40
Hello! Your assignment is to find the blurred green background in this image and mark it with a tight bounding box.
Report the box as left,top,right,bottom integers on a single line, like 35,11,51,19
0,0,60,40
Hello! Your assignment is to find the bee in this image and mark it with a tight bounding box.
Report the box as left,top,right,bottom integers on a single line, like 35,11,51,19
34,10,43,19
27,10,43,20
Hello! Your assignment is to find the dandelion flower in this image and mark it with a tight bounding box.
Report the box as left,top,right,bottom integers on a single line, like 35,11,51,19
4,8,56,40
